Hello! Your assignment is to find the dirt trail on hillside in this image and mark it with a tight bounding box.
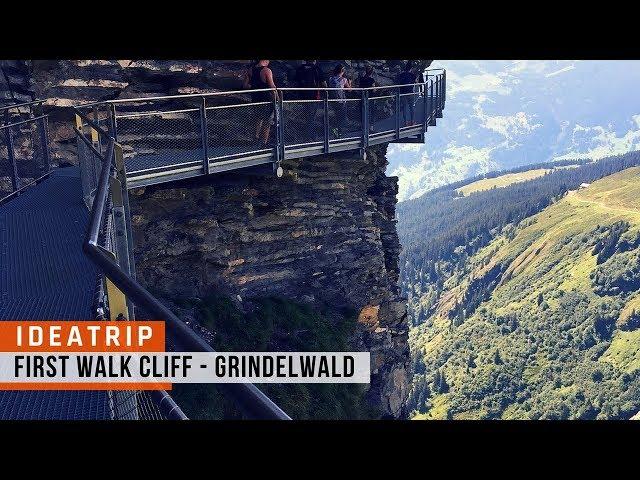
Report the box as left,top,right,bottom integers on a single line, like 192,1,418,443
568,194,640,217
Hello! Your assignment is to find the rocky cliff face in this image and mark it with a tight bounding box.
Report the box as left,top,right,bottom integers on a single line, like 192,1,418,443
1,59,429,417
130,145,410,416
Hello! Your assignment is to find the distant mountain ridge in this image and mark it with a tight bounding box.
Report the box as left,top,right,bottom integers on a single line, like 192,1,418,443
389,61,640,201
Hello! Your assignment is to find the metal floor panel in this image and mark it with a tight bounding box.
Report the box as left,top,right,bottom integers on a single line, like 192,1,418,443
0,166,110,420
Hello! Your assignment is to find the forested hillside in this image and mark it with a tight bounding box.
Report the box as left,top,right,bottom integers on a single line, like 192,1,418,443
399,152,640,326
398,152,640,419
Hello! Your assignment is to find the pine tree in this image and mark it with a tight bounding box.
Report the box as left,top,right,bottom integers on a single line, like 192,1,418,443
494,349,503,365
439,370,449,393
433,369,441,391
467,353,476,368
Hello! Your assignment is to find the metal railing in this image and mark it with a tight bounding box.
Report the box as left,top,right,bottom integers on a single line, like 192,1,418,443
1,100,44,126
0,111,51,203
76,69,445,189
74,109,290,420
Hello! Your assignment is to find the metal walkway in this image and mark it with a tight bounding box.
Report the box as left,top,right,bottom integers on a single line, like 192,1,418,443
0,167,110,419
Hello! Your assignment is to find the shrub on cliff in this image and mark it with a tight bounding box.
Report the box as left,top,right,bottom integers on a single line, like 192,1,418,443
171,295,378,419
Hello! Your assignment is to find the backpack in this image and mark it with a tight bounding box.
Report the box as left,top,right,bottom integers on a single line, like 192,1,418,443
297,64,319,88
328,75,346,100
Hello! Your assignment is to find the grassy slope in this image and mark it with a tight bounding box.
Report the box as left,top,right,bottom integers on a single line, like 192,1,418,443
456,169,552,196
411,167,640,419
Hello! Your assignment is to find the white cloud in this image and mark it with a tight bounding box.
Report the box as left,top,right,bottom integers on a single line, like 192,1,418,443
446,71,511,98
545,65,576,77
509,60,549,75
390,143,423,153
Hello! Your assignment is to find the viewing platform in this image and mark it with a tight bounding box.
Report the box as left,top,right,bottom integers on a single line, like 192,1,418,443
77,71,446,188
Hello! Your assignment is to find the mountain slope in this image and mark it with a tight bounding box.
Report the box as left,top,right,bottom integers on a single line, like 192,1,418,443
409,167,640,419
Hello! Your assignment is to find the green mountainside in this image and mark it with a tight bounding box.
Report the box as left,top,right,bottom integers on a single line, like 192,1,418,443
401,158,640,419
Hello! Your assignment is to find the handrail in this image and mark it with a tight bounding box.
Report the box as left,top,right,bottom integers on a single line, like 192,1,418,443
0,112,51,202
74,71,444,188
278,82,427,91
74,108,110,137
0,99,44,112
77,82,433,108
75,121,291,420
0,114,48,130
78,88,277,107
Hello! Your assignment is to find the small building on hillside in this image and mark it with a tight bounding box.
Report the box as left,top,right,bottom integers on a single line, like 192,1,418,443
579,182,591,189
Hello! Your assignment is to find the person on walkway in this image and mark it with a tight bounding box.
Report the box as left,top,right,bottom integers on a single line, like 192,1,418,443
358,65,377,88
359,65,376,89
359,65,377,133
244,59,279,146
417,69,426,96
295,60,326,99
295,60,326,141
395,61,418,126
328,63,351,137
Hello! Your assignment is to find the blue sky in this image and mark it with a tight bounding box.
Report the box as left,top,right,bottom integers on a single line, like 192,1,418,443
387,60,640,201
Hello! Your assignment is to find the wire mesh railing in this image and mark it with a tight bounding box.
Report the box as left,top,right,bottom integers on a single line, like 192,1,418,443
0,100,44,126
74,69,445,188
0,113,51,203
74,108,290,420
75,116,163,420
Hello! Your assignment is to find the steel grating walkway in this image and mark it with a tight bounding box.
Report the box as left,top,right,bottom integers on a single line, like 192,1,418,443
0,167,110,419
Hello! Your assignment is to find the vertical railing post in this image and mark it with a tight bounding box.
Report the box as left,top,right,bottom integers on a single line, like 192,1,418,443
422,79,428,135
435,76,440,116
439,75,443,114
200,97,210,175
6,128,19,192
104,142,138,419
278,90,285,162
323,89,329,153
92,106,101,155
362,89,369,148
38,116,51,174
442,70,446,110
109,103,118,142
273,90,282,166
428,80,436,127
395,87,401,139
439,75,444,114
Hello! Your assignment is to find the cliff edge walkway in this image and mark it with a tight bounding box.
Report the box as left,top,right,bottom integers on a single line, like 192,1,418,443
0,71,446,420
